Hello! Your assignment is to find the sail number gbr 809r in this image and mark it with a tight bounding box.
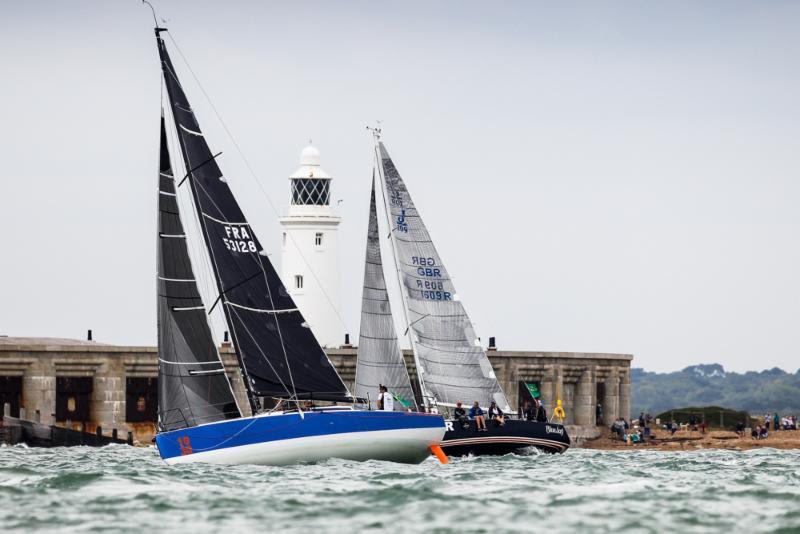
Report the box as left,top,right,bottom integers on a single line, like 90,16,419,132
222,225,257,253
411,256,452,301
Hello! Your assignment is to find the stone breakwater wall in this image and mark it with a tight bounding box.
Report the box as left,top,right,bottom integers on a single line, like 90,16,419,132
0,338,630,445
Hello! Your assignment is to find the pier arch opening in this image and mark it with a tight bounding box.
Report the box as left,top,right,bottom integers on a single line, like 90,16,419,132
56,377,93,422
125,377,157,423
0,376,22,418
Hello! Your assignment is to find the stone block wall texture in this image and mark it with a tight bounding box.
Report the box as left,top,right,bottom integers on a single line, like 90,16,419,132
1,339,631,444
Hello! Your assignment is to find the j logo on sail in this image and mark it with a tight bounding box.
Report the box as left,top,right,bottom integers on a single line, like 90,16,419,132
396,209,408,233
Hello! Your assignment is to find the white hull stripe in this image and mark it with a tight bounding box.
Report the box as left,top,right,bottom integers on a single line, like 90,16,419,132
158,358,224,366
225,302,298,314
159,233,186,238
179,124,204,136
158,276,196,282
160,172,174,179
202,213,249,226
173,305,205,311
159,190,177,197
441,436,568,451
189,369,225,376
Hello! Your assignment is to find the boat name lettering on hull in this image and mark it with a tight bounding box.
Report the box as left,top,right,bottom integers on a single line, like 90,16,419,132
178,435,193,455
545,425,564,436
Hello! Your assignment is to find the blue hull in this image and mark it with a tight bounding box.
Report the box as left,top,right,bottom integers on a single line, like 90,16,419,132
155,409,446,465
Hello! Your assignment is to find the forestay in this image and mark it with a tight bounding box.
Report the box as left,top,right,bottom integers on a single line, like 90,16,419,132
376,141,511,412
157,115,241,431
156,32,350,406
354,180,418,411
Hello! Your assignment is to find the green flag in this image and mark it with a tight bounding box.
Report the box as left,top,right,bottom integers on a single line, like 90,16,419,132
526,382,540,399
393,392,411,408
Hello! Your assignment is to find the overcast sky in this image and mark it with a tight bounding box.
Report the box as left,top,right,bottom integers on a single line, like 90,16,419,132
1,1,798,373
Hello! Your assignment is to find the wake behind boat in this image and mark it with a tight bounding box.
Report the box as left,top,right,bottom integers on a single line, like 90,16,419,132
151,25,444,466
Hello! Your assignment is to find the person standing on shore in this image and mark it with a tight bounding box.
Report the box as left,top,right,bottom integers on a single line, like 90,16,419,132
773,413,780,432
764,413,771,431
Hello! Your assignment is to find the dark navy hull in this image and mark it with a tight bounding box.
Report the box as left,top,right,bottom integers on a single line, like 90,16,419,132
440,419,570,456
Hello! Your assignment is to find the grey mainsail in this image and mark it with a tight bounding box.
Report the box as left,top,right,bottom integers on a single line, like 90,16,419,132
375,140,511,412
157,115,241,431
354,179,418,411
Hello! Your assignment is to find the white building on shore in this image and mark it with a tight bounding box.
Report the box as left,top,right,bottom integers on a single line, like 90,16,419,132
279,144,343,348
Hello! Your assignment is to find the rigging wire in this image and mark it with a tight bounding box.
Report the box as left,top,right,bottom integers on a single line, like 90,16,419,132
164,31,353,340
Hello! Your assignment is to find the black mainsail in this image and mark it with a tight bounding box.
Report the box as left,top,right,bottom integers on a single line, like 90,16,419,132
156,31,350,408
375,140,511,412
157,115,241,431
354,179,418,411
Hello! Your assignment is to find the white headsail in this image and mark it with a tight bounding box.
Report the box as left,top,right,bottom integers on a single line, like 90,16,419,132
354,178,418,411
374,140,511,412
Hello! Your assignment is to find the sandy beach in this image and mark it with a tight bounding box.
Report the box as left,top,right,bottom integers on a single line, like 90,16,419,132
585,427,800,451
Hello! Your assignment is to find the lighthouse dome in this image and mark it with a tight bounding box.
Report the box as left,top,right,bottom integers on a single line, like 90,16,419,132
300,144,321,167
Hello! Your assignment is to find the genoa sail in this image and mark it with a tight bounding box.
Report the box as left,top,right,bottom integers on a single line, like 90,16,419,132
354,179,418,411
157,115,241,431
375,141,511,412
156,32,350,406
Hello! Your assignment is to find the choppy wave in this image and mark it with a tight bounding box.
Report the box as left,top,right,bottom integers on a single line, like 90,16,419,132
1,445,798,532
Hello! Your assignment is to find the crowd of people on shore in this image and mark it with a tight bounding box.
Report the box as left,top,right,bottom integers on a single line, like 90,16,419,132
608,412,654,443
762,413,797,431
746,413,798,440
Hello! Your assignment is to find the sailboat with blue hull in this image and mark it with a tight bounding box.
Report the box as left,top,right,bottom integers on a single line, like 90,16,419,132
151,26,445,466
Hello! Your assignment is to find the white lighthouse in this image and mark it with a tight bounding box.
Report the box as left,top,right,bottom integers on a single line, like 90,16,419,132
279,143,343,348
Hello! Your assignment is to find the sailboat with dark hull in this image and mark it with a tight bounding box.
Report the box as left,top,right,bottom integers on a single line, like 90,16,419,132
152,27,445,466
355,131,570,456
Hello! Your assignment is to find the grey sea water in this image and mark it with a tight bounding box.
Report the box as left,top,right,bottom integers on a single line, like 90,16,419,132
0,445,798,533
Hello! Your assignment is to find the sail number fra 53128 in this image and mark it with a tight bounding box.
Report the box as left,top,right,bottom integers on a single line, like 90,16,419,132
222,225,257,253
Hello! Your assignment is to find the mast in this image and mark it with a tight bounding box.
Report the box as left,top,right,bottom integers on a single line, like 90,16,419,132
155,29,351,411
156,113,241,431
354,176,417,411
371,131,433,411
374,135,512,412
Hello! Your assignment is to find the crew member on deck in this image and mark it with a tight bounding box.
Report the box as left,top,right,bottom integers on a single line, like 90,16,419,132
378,385,394,411
470,401,487,431
535,399,548,423
453,401,469,429
488,401,505,426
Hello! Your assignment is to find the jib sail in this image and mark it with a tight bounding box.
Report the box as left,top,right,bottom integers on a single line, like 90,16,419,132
354,179,418,411
156,115,241,431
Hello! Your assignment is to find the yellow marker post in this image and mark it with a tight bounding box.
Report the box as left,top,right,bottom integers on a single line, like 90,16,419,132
553,399,566,423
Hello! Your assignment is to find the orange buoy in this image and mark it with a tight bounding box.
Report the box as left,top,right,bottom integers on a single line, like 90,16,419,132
430,444,449,464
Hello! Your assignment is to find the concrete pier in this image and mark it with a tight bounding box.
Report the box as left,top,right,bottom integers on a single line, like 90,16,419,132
0,337,631,444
